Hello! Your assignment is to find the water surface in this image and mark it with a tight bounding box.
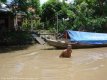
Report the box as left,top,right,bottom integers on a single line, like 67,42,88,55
0,45,107,80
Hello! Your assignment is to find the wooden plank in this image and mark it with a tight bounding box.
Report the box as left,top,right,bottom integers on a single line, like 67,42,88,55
32,34,45,45
35,37,45,45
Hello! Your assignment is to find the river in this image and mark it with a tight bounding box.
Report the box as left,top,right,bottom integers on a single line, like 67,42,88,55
0,44,107,80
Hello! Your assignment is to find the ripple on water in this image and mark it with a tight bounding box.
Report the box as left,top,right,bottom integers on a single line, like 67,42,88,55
72,53,105,64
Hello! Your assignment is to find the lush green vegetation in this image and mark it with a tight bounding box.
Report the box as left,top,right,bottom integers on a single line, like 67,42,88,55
40,0,107,33
0,0,107,46
0,0,6,2
0,31,33,45
1,0,106,33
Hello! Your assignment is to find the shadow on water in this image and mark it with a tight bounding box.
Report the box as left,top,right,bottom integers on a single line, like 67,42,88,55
0,45,31,53
41,47,64,50
42,45,107,51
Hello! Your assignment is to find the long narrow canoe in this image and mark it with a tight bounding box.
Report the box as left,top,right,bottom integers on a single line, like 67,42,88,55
47,39,107,49
47,30,107,49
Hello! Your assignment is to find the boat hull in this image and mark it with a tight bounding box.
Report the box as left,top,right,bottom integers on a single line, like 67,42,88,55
47,39,107,49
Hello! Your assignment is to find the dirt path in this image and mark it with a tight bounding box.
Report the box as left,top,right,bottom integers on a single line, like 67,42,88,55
0,45,107,80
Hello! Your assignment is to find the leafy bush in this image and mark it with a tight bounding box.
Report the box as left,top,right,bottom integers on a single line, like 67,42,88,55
0,31,33,46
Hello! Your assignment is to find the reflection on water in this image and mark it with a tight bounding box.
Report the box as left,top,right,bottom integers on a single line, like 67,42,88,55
0,45,107,80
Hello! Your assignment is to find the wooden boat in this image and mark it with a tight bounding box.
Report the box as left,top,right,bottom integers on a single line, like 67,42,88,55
46,39,107,49
46,39,68,49
47,30,107,49
46,39,96,49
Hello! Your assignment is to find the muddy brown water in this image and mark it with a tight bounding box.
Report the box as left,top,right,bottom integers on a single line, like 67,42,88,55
0,44,107,80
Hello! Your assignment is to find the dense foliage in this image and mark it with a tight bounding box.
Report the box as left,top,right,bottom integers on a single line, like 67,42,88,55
0,0,6,3
9,0,40,14
0,31,33,45
0,0,107,46
1,0,107,33
41,0,107,33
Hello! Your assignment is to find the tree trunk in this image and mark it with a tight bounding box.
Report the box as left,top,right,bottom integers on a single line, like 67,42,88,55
97,0,104,16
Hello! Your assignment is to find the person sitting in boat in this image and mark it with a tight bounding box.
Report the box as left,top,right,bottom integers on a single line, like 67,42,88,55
59,44,72,58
